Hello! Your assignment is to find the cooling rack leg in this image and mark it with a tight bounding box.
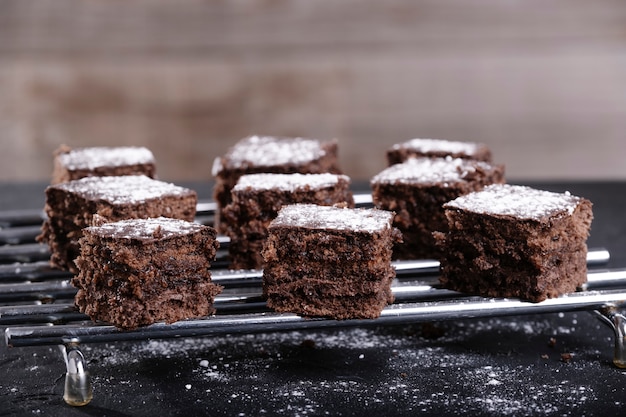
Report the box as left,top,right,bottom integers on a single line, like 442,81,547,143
61,341,93,406
593,306,626,369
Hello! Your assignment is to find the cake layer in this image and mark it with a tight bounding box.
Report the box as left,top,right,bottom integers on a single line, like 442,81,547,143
437,246,588,302
387,138,492,165
443,184,584,221
263,230,395,264
52,145,156,184
263,261,396,286
74,281,223,330
50,175,194,207
263,275,395,298
266,288,394,320
212,135,340,173
270,204,394,232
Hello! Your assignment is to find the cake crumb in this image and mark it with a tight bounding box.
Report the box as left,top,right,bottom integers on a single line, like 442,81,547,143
300,339,316,349
152,225,163,239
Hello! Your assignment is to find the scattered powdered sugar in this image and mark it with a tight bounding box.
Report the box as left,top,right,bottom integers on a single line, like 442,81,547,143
272,204,393,233
214,136,330,173
58,146,155,170
371,157,492,185
392,138,483,156
444,184,581,220
67,311,618,416
234,173,347,192
56,175,193,204
86,217,205,240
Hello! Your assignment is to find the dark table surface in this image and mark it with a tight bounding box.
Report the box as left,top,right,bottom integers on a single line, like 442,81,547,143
1,180,625,417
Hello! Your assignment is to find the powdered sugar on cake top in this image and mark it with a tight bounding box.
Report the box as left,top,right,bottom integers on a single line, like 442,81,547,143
234,173,347,192
58,147,155,170
272,204,393,233
213,136,330,174
55,175,193,204
391,138,483,156
444,184,582,220
371,157,490,185
86,217,205,240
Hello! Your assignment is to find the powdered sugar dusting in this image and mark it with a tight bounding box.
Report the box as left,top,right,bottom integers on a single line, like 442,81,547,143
55,175,193,204
58,146,155,170
234,173,347,192
215,136,330,172
445,184,582,220
85,217,206,240
78,313,604,416
272,204,393,233
371,157,492,185
392,138,483,156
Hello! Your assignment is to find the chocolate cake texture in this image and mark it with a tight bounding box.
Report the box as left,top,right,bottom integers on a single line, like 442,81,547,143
386,138,493,165
434,184,593,302
222,173,355,269
371,157,505,259
74,217,222,330
262,204,401,320
38,175,197,273
212,135,342,232
51,144,156,184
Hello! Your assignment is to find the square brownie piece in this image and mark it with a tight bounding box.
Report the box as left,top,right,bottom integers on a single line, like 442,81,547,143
434,184,593,302
222,173,355,270
262,204,401,320
52,144,157,184
38,175,197,273
74,217,222,330
371,157,505,260
387,138,493,166
212,135,342,232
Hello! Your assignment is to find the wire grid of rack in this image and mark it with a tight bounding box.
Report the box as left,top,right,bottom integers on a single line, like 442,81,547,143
1,196,625,406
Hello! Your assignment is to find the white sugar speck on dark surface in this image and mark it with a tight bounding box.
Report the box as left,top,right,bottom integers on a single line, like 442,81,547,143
49,311,618,417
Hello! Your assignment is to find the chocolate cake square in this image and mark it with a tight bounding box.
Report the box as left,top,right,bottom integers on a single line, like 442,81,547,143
74,217,222,330
434,184,593,302
212,135,342,232
262,204,401,320
222,173,355,270
371,157,505,260
38,175,197,273
52,144,156,184
386,138,493,166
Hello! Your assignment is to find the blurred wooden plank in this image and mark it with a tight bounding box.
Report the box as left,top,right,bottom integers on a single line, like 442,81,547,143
1,0,625,182
1,0,626,54
2,44,625,182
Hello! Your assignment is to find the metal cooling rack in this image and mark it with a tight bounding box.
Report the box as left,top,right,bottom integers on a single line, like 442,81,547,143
1,196,625,406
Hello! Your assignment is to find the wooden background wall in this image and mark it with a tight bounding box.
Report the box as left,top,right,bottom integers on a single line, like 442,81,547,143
1,0,625,183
